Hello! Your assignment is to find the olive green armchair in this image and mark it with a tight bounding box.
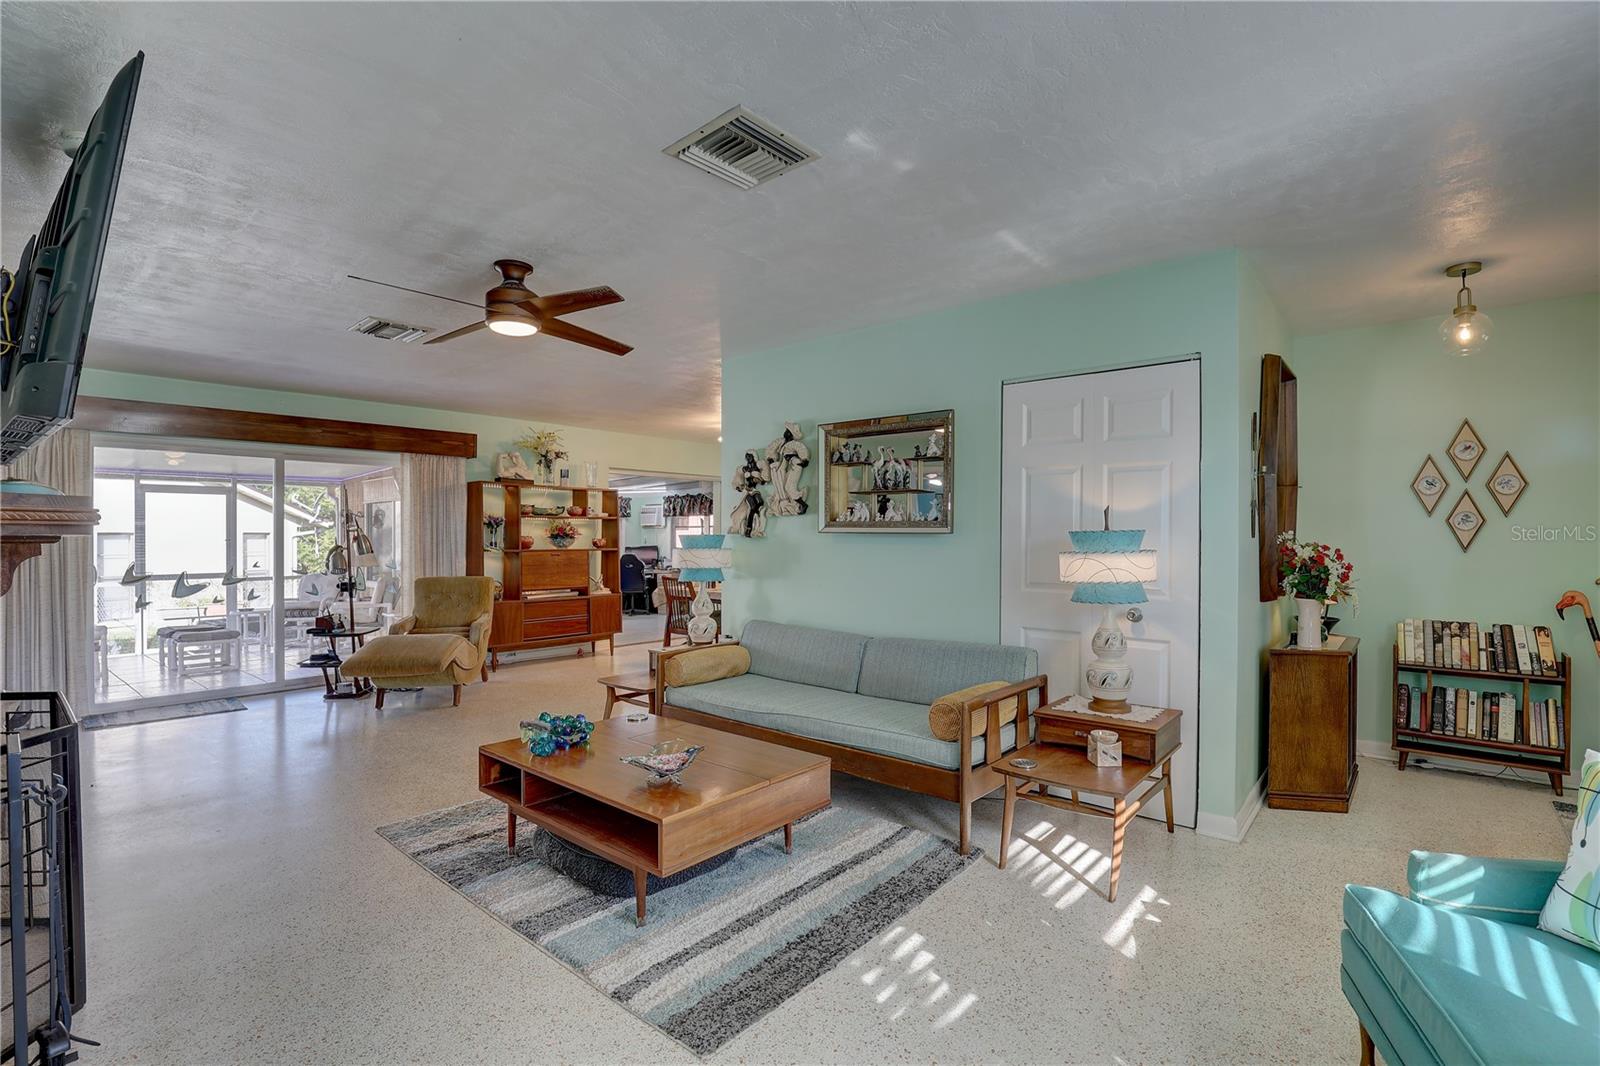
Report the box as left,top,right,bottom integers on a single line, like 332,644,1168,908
340,576,495,707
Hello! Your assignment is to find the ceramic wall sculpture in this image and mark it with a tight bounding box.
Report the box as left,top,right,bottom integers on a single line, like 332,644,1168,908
765,422,811,517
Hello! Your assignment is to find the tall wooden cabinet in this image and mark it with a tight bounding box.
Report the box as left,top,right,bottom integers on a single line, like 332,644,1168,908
467,480,622,668
1267,635,1359,812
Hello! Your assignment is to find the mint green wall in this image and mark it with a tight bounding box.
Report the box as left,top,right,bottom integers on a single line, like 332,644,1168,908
76,369,721,483
621,492,671,554
722,250,1266,822
1293,293,1599,775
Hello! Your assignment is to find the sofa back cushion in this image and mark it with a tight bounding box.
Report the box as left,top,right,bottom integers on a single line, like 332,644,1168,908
739,620,869,693
857,637,1037,705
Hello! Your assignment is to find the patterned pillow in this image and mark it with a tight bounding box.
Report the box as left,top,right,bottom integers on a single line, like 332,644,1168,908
1540,749,1600,953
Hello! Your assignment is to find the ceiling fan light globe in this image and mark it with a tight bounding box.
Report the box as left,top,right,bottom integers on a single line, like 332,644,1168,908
487,317,539,337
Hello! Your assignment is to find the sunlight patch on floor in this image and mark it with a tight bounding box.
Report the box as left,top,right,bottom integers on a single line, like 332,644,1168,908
845,924,980,1030
1101,885,1165,958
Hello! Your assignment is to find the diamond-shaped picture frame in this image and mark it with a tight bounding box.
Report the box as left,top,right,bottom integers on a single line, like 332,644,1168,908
1411,456,1449,515
1447,419,1486,479
1446,490,1485,552
1485,451,1527,516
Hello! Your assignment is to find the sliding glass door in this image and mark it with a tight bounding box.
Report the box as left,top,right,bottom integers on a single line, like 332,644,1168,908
90,438,400,709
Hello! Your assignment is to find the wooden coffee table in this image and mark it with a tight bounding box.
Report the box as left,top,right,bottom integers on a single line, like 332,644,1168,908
478,716,830,925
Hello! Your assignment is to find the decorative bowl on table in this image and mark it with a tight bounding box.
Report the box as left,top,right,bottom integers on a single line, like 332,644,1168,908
620,741,704,787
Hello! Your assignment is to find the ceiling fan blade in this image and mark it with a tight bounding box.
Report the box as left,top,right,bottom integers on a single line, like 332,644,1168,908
346,275,485,309
535,315,632,356
528,286,624,317
423,319,490,345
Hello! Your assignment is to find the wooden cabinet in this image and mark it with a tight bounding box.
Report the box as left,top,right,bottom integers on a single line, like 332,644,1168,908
467,480,625,666
1267,635,1359,812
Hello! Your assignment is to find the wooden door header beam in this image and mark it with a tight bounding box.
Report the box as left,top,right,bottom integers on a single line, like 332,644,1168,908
72,397,477,459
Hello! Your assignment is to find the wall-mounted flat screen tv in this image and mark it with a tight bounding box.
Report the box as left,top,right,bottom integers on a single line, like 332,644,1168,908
1,51,143,466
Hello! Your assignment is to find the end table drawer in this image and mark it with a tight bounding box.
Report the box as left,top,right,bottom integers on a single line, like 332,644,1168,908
1036,711,1179,765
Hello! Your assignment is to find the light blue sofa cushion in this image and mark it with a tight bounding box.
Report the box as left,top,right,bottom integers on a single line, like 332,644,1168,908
856,637,1038,704
739,620,869,694
1407,850,1563,927
665,673,1016,769
1342,884,1599,1066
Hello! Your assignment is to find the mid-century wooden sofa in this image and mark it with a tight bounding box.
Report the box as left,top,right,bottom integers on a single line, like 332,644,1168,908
654,620,1048,854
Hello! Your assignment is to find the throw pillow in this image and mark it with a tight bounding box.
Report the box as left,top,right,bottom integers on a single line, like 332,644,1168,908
929,681,1018,742
1539,748,1600,953
661,644,751,688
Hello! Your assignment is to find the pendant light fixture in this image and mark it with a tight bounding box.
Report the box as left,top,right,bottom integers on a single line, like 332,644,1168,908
1440,261,1493,357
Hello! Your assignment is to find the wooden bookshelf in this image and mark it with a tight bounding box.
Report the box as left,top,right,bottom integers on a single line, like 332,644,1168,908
467,479,622,668
1391,645,1572,794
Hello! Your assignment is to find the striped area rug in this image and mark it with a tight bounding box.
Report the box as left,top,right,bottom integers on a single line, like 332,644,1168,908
378,799,978,1056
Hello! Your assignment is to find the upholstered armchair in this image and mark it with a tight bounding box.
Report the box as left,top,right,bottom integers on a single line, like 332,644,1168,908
340,576,495,707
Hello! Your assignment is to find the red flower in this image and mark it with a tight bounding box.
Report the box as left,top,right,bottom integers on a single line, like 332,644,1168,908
1334,549,1344,562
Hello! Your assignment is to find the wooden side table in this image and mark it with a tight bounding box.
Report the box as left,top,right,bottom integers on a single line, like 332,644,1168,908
597,672,656,719
994,742,1179,901
1267,635,1359,811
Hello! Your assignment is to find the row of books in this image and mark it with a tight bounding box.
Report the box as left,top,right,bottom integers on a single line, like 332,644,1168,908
1395,618,1561,676
1395,684,1566,748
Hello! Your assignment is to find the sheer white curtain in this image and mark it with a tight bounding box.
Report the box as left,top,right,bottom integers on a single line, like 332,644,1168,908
0,429,94,705
399,453,465,616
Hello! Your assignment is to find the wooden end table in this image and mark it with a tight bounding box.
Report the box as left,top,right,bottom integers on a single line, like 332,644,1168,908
597,672,656,719
479,716,830,925
994,742,1179,901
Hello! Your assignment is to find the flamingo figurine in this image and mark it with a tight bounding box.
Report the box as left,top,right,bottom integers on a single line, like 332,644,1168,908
1554,581,1600,659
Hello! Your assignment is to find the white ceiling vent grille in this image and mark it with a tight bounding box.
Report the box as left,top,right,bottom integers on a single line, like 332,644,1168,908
664,106,817,189
348,316,429,343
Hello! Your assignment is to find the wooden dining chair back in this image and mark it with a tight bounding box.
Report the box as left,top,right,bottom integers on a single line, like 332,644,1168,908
661,577,696,647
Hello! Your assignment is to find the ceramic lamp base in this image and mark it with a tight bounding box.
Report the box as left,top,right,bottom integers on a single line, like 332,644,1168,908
687,585,718,644
1084,605,1135,708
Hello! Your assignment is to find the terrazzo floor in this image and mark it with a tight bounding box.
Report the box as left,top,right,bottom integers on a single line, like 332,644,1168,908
73,644,1569,1065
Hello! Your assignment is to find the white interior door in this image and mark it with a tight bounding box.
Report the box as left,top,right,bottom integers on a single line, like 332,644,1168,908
1000,360,1201,828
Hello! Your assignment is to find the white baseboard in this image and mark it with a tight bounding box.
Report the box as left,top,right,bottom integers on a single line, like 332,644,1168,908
1196,770,1266,843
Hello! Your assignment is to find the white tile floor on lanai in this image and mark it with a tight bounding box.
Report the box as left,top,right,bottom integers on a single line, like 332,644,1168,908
74,644,1570,1065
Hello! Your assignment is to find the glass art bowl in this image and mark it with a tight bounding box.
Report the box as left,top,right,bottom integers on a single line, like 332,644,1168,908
620,741,704,787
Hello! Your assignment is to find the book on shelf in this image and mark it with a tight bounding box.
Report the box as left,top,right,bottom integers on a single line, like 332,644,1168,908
1394,685,1566,750
1395,617,1563,676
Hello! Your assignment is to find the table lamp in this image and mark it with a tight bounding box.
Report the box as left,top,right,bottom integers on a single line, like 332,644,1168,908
673,534,731,645
1058,529,1157,712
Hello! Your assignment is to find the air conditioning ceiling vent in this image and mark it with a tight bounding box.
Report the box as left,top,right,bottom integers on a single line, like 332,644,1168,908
349,316,429,343
664,106,818,189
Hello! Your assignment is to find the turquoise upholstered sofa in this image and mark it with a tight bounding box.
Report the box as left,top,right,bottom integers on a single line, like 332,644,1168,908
656,620,1047,854
1342,851,1599,1065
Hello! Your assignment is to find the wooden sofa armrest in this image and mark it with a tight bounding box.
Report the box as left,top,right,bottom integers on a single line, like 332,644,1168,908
958,674,1049,771
655,641,744,710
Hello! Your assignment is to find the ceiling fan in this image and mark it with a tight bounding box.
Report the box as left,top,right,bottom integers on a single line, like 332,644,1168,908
347,259,631,355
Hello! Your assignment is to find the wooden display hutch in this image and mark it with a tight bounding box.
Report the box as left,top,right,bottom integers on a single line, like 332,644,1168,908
467,480,622,668
1391,645,1573,794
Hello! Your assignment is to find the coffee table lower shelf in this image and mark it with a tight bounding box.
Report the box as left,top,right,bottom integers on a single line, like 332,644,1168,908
479,730,829,926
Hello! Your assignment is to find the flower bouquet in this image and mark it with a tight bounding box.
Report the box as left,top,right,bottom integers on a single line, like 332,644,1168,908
547,518,580,548
515,427,569,483
1277,532,1356,649
482,514,505,549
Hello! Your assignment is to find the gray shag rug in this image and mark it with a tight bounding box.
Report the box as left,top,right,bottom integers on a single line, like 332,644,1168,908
377,799,978,1056
81,696,248,730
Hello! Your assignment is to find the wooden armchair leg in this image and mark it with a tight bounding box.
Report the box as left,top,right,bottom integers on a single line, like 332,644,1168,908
481,661,489,682
1359,1024,1375,1066
958,794,972,856
374,687,385,710
452,684,463,707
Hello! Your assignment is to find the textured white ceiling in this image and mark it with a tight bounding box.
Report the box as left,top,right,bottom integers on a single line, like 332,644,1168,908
3,3,1596,442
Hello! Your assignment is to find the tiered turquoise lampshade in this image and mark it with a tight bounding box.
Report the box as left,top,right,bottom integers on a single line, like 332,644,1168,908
1058,529,1156,604
674,534,730,582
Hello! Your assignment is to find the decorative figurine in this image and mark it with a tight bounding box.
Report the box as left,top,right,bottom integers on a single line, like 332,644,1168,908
925,430,944,458
765,421,811,517
496,451,536,481
843,499,872,523
730,450,769,538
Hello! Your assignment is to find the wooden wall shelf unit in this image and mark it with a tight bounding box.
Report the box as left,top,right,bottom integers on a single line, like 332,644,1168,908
467,479,621,667
1391,646,1572,794
1268,636,1359,812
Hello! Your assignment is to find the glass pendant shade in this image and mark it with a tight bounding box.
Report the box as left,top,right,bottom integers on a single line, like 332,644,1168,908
1440,307,1492,357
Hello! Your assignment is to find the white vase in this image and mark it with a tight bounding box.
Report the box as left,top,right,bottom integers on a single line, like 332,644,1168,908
1295,597,1324,650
